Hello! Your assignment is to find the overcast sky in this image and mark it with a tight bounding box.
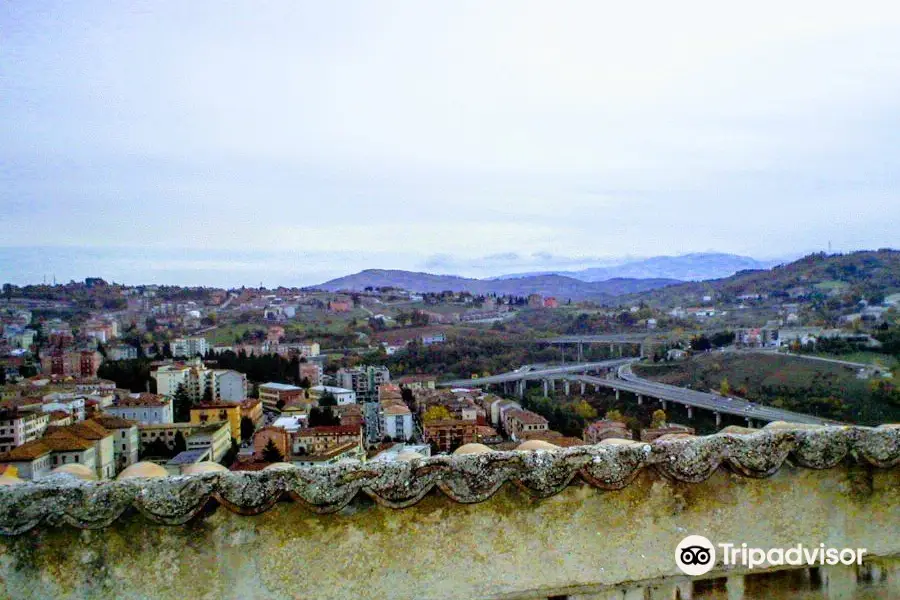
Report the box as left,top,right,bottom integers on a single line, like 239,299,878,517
2,1,899,285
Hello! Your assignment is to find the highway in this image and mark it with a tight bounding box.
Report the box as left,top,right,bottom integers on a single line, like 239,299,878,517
437,358,636,388
567,363,841,426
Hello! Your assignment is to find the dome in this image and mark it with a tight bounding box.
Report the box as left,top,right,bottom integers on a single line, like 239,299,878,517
453,443,493,455
719,425,756,435
395,451,425,462
599,438,640,446
515,440,558,451
181,461,228,475
117,461,168,479
0,474,23,486
764,421,823,430
263,462,296,471
50,463,97,481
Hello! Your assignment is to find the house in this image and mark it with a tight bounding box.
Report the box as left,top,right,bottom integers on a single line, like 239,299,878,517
189,402,241,442
45,421,116,479
39,350,102,378
328,300,352,313
169,337,209,358
396,375,437,390
293,425,363,456
252,426,291,460
334,404,364,427
336,366,390,403
421,333,446,346
298,362,323,387
0,440,53,480
543,297,559,309
152,359,247,403
291,442,364,468
137,421,231,462
503,409,549,441
370,443,432,463
640,423,695,442
584,420,632,444
381,403,414,442
423,419,477,453
106,393,173,425
91,415,139,471
527,294,544,308
309,385,356,405
241,398,264,428
165,449,212,475
258,382,305,410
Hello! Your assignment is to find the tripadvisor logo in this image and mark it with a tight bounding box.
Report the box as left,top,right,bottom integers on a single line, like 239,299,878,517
675,535,867,576
676,535,716,576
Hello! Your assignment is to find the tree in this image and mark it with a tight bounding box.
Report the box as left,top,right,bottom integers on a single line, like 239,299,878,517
571,399,597,420
651,409,667,428
690,335,712,352
308,406,340,427
173,383,192,422
719,378,731,397
221,438,240,466
240,416,256,442
605,409,624,422
319,392,337,407
262,439,284,463
202,384,213,403
173,431,187,454
423,405,451,423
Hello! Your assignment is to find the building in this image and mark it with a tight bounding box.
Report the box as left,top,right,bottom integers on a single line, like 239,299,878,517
185,422,232,462
107,344,138,361
298,362,323,387
165,449,211,475
543,297,559,309
584,420,632,444
291,442,364,468
40,393,87,422
504,409,549,441
293,425,362,456
45,421,115,479
309,385,356,405
190,402,240,442
252,426,291,460
381,403,414,442
423,420,477,453
640,423,695,442
40,350,102,378
396,375,437,390
0,440,53,480
421,333,446,346
240,398,263,428
258,382,305,410
336,365,390,403
527,294,544,308
91,414,139,471
170,337,209,358
334,404,364,427
294,342,320,358
370,443,432,463
0,409,50,454
152,359,248,403
106,393,173,425
328,300,352,313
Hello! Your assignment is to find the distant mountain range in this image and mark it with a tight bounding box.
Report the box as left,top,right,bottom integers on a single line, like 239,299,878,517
493,252,780,282
314,252,785,300
315,270,680,300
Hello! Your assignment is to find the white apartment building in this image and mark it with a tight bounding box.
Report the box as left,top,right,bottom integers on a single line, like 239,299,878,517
170,337,209,358
40,393,86,422
309,385,357,405
152,358,247,403
0,410,50,454
381,404,414,441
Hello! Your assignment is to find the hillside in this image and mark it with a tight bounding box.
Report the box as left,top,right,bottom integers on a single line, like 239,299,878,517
314,270,679,300
625,250,900,307
495,252,779,282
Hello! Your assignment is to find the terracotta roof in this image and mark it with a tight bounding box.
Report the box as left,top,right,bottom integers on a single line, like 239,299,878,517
240,398,261,409
41,431,95,452
383,404,411,416
0,440,51,461
91,415,137,429
115,394,169,408
396,375,437,384
46,421,110,441
193,402,240,409
506,409,549,426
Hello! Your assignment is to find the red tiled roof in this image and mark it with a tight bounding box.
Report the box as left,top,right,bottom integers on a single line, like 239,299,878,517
298,425,360,437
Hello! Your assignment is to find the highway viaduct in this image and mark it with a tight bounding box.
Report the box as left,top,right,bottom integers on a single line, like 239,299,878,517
439,360,841,428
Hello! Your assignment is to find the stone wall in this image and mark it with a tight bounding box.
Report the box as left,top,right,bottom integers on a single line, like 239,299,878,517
0,425,898,599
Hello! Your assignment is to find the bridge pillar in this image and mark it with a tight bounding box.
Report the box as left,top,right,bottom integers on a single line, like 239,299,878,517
542,379,549,397
517,380,525,398
577,342,584,362
637,395,643,406
615,389,620,401
687,406,693,419
715,412,722,427
822,564,858,599
746,418,754,429
580,382,585,395
564,380,570,396
660,399,667,410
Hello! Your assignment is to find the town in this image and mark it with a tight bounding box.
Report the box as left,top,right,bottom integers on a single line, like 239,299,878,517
0,250,898,483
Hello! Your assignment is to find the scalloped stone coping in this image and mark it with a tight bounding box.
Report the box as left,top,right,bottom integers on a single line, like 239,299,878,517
0,425,897,535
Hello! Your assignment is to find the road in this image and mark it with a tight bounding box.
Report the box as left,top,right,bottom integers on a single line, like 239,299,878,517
437,358,636,388
566,363,841,426
743,349,891,374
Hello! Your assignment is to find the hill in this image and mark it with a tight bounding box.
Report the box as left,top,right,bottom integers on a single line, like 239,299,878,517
314,270,679,300
625,249,900,307
495,252,779,282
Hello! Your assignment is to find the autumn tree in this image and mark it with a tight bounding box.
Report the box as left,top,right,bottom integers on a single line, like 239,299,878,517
423,405,451,423
651,409,667,428
719,378,731,397
240,416,255,442
605,409,624,422
571,399,597,420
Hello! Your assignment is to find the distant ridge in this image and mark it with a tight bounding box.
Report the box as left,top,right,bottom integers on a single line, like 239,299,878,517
314,270,679,300
493,252,779,282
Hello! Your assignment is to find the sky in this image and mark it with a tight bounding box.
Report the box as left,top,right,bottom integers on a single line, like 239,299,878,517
2,1,899,286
